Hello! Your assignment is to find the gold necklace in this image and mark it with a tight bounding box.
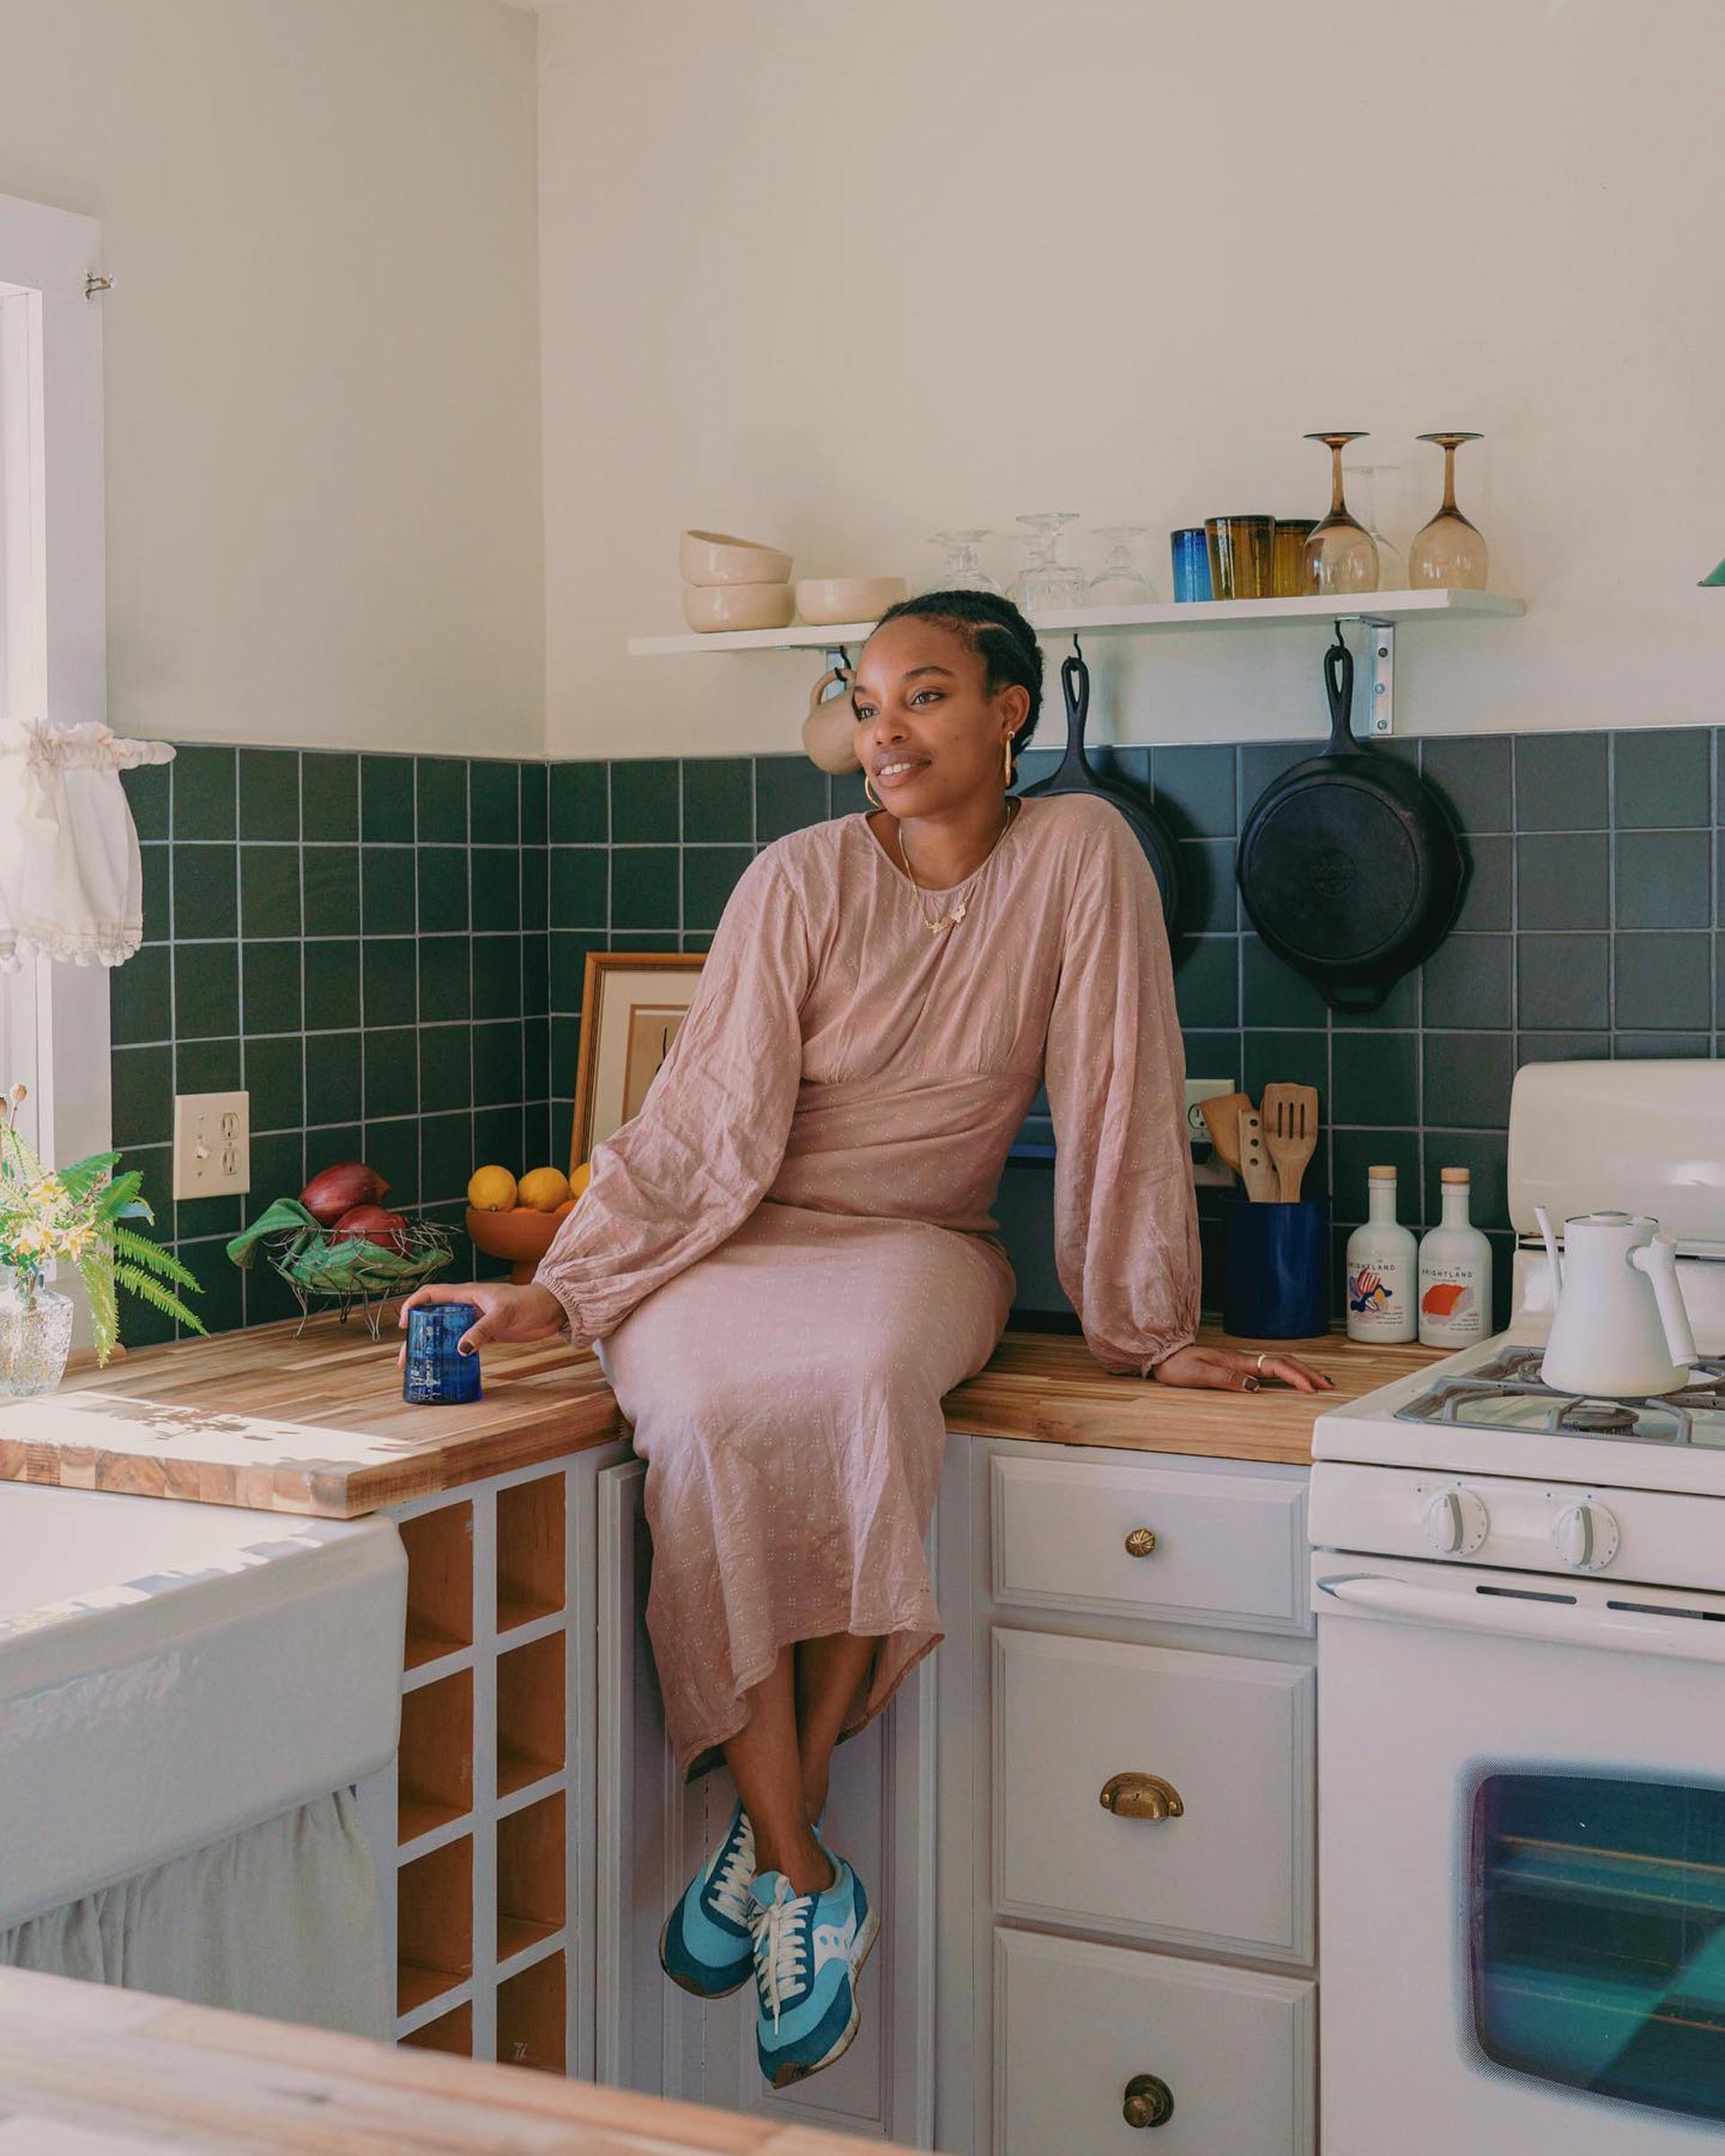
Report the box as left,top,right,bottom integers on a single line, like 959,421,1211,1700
894,797,1020,932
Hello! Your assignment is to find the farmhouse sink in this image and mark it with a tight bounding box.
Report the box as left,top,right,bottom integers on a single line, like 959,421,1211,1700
0,1479,404,1930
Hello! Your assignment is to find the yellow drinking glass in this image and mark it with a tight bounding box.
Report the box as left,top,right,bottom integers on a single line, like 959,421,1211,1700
1205,515,1276,600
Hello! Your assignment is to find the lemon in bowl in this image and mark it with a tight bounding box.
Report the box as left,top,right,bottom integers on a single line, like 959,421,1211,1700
467,1164,518,1212
518,1166,572,1213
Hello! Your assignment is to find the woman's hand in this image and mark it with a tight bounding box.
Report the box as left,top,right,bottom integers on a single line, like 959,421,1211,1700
395,1281,567,1365
1149,1342,1335,1395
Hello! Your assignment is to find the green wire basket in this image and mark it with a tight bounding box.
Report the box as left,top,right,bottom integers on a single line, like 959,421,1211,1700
228,1199,453,1339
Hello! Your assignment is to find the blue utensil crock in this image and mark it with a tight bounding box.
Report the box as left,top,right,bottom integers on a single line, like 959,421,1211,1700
1221,1197,1330,1340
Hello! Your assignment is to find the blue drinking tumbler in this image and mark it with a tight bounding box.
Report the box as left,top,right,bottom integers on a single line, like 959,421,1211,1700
403,1301,482,1404
1170,527,1213,603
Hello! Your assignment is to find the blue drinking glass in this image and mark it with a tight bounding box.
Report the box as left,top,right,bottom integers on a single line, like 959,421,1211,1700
1170,527,1213,603
403,1301,482,1404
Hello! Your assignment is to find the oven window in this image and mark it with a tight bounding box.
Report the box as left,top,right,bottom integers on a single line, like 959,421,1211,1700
1472,1772,1725,2125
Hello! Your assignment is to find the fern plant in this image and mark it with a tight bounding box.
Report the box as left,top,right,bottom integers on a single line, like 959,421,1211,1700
0,1082,205,1362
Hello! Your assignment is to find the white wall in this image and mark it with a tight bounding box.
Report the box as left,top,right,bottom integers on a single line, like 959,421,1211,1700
0,0,543,755
539,0,1725,759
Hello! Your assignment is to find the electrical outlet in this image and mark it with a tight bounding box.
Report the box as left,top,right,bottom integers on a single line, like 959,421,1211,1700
172,1091,251,1200
1185,1077,1237,1188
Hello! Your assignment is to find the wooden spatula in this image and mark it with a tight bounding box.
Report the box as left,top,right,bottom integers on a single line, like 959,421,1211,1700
1199,1091,1252,1176
1238,1109,1278,1203
1261,1082,1319,1203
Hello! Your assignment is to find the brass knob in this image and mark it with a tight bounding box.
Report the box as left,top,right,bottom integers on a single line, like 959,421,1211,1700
1123,2073,1175,2129
1100,1772,1184,1821
1124,1526,1158,1558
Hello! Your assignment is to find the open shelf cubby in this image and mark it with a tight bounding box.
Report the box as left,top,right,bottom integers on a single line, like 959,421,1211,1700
496,1950,566,2075
401,2001,473,2056
396,1834,473,2016
396,1666,474,1845
496,1632,565,1798
497,1789,565,1963
399,1501,474,1669
497,1473,565,1632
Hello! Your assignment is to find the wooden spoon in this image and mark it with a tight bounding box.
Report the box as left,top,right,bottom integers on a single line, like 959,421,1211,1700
1238,1109,1278,1204
1261,1082,1319,1203
1199,1091,1252,1176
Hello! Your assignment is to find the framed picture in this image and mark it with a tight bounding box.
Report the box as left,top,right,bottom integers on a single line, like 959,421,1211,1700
570,951,706,1171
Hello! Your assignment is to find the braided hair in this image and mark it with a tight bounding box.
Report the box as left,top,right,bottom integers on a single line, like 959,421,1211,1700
868,588,1043,768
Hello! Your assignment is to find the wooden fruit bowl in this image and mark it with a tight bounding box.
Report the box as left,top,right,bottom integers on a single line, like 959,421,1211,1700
465,1205,561,1286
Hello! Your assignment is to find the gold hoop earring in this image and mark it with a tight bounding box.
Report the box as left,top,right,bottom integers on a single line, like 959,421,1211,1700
1003,737,1016,788
863,772,881,808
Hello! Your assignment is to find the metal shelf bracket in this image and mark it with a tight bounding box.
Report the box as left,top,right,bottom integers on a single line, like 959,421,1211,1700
1363,618,1395,736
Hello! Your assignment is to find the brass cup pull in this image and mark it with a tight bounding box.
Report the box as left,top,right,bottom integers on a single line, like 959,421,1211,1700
1100,1772,1184,1821
1124,1526,1158,1558
1123,2072,1175,2129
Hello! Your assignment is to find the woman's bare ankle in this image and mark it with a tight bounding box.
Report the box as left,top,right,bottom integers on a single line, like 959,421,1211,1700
754,1826,835,1898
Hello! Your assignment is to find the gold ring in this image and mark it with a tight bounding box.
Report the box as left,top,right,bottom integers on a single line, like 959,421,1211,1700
1254,1352,1267,1374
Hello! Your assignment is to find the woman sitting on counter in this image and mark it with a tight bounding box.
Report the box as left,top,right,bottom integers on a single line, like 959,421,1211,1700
402,589,1330,2088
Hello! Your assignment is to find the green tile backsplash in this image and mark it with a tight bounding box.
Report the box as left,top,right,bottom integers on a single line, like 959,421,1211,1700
113,747,556,1343
114,728,1721,1346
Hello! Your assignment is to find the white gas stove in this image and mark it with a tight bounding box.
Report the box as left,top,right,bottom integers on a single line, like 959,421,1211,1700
1311,1060,1725,2155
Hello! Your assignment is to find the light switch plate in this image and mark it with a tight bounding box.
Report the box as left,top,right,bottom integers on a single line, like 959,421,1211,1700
1185,1077,1237,1188
172,1091,251,1200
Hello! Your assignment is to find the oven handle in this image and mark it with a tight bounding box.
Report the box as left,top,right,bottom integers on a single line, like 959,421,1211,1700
1315,1572,1725,1665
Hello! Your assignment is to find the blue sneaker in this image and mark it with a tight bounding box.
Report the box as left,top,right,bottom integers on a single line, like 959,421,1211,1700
748,1852,880,2088
659,1801,756,1998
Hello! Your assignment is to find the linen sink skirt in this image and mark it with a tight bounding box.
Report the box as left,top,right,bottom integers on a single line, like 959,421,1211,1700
598,1203,1013,1779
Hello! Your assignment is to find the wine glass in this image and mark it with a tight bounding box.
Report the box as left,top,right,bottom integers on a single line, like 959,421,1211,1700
1409,432,1488,589
1013,512,1087,611
1344,465,1407,589
1086,526,1158,605
1301,432,1379,594
924,529,1001,595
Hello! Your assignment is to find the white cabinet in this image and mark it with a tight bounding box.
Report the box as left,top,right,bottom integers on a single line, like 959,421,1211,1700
595,1432,1315,2152
993,1629,1314,1962
937,1436,1316,2156
595,1457,936,2143
995,1931,1314,2156
990,1454,1308,1634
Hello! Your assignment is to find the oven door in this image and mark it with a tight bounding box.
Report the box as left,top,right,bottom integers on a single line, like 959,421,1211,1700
1315,1553,1725,2154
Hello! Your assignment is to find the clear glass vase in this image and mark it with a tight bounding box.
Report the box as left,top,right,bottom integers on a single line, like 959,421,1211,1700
0,1275,75,1398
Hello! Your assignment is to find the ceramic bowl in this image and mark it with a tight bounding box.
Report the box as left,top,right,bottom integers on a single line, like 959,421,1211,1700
683,581,796,633
680,529,793,586
794,576,908,627
465,1204,561,1285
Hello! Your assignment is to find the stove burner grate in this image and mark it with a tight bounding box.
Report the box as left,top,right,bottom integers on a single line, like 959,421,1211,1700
1397,1345,1725,1447
1559,1401,1640,1436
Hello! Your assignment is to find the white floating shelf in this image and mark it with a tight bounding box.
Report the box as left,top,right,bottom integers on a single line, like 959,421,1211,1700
625,588,1525,658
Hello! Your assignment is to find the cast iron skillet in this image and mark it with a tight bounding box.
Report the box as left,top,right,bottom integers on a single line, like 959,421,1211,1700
1019,646,1181,932
1235,633,1465,1012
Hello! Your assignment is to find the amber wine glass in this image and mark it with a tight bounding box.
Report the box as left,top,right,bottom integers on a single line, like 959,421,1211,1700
1301,431,1379,595
1409,431,1488,589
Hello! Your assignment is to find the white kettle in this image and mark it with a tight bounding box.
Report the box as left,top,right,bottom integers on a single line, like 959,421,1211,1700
1536,1207,1699,1398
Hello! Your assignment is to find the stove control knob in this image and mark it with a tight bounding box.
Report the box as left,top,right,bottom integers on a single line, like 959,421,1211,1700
1423,1488,1490,1557
1552,1501,1620,1572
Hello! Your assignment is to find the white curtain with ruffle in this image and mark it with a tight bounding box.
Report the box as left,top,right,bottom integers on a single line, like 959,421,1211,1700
0,719,174,972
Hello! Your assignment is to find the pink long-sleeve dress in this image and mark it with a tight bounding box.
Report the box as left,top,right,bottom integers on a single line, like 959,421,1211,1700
536,791,1199,1777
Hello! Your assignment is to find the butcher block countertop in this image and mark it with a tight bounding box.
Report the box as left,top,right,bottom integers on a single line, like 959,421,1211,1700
0,1317,1444,1518
0,1965,903,2155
